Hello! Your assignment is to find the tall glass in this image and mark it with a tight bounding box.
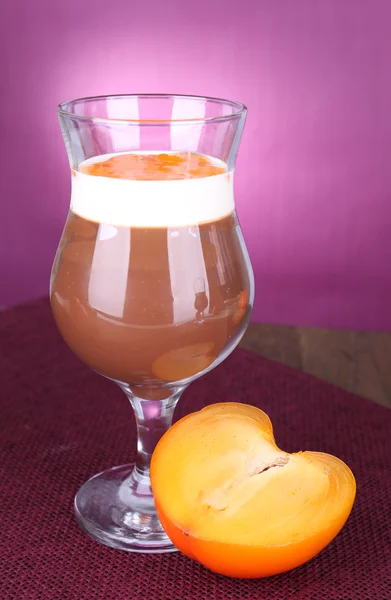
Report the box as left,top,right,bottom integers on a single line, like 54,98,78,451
51,94,254,552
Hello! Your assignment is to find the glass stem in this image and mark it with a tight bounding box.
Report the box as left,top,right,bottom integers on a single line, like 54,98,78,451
120,385,186,481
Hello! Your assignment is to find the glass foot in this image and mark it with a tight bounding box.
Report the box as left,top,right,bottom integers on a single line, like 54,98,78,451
74,464,177,553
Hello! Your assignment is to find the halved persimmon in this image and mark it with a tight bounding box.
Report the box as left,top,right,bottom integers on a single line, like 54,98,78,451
150,403,356,578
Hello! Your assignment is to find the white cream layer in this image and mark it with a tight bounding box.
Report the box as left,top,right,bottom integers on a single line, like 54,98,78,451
71,153,234,227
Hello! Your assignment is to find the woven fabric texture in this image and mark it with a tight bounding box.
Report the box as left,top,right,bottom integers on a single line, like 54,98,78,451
1,298,390,600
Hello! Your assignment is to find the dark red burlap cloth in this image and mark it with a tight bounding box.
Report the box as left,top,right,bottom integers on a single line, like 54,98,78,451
1,298,390,600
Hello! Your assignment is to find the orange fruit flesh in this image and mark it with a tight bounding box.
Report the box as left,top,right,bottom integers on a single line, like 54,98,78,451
79,152,226,180
150,403,356,579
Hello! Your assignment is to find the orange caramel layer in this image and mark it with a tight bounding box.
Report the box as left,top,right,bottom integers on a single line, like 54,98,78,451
79,152,226,181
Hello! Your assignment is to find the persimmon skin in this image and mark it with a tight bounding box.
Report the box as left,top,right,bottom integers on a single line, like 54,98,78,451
151,403,356,579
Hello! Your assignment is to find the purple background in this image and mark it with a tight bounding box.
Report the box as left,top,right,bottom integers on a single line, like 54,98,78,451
2,0,391,330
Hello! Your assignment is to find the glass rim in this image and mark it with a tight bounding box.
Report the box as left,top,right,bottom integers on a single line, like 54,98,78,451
57,93,247,126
